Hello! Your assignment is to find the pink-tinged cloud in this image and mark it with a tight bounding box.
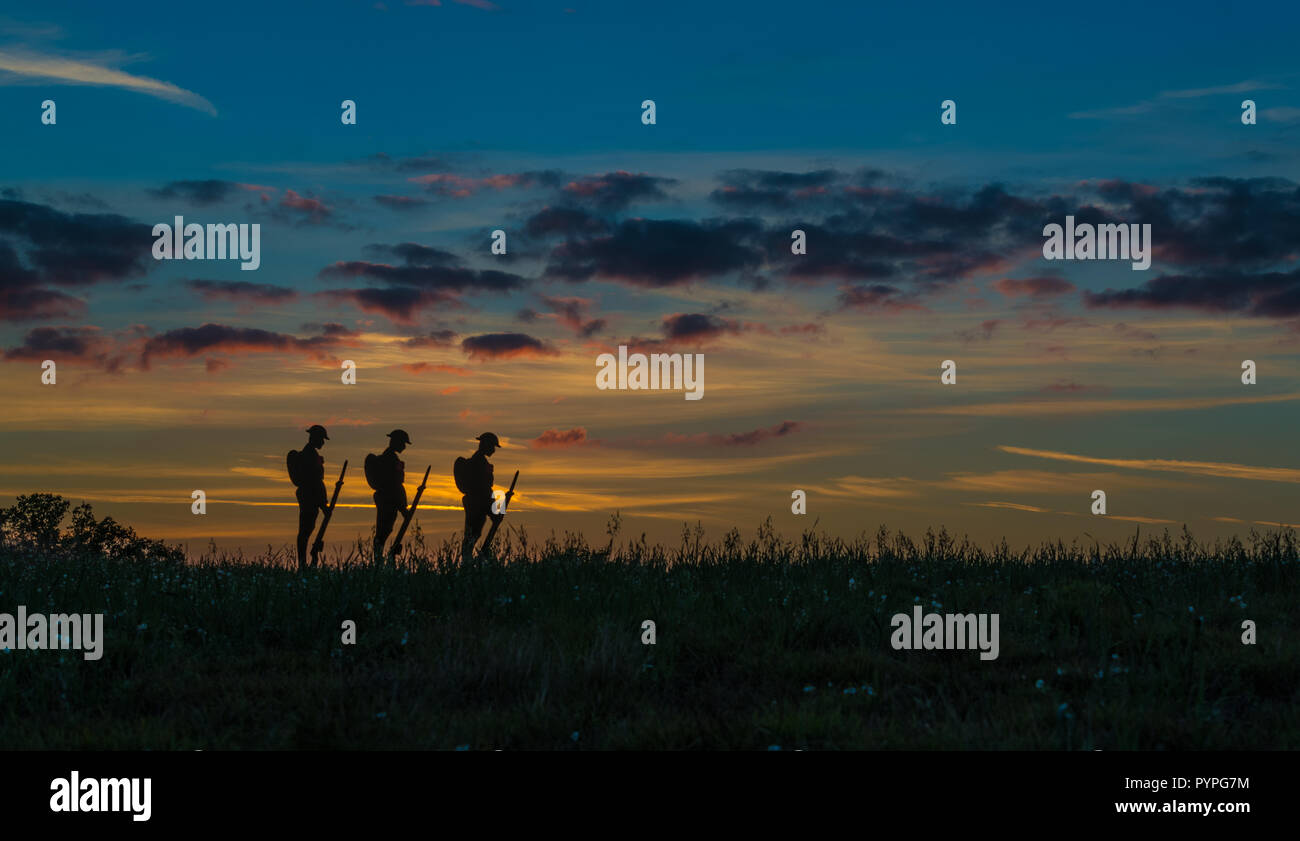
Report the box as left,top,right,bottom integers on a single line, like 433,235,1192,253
992,276,1076,298
955,319,1000,342
531,428,594,449
2,325,123,371
280,189,332,222
405,362,474,377
837,283,926,313
663,420,804,447
560,171,674,209
0,287,86,322
532,294,606,337
408,172,538,197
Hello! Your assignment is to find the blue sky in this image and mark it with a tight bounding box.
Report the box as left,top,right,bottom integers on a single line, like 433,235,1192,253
8,0,1300,176
2,2,1299,553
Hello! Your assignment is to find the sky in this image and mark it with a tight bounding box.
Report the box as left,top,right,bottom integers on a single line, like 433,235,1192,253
1,0,1299,556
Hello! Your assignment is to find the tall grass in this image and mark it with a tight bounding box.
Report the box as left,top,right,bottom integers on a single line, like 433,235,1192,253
1,512,1296,749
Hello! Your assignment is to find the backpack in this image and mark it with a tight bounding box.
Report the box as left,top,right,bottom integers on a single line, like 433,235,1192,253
286,450,306,487
453,456,471,494
364,453,383,491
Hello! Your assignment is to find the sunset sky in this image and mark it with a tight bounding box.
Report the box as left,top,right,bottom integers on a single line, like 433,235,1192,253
2,1,1298,555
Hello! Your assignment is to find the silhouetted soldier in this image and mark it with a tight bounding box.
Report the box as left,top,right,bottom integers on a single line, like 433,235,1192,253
368,429,411,562
289,424,329,570
457,432,501,561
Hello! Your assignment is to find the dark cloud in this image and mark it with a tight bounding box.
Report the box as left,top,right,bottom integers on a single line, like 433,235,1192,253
0,243,85,321
0,198,154,288
322,262,522,294
661,312,741,342
1083,267,1300,316
147,180,243,205
319,241,529,322
302,322,361,337
835,283,925,313
461,332,559,360
317,286,443,324
403,329,457,347
0,285,85,321
560,171,676,211
362,153,450,172
363,242,460,267
719,420,803,446
665,420,805,447
373,195,431,211
544,218,764,287
710,168,840,210
2,325,124,371
524,206,610,239
187,279,298,304
535,294,605,337
1082,177,1300,269
140,323,345,368
992,276,1075,298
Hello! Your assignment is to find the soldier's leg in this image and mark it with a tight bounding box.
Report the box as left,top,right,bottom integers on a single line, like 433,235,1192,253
373,502,388,562
297,503,318,569
375,503,400,563
462,504,487,562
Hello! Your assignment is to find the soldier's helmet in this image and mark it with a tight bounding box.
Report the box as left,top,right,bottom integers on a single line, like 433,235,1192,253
477,432,501,448
306,424,330,439
387,429,412,445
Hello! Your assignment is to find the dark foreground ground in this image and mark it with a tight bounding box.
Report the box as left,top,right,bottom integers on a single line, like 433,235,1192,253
1,513,1296,749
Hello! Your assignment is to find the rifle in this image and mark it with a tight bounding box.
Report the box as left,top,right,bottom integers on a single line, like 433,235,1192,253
389,464,431,559
477,470,519,559
311,459,347,568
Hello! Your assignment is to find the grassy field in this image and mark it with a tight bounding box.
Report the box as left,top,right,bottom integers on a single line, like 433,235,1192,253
1,496,1297,749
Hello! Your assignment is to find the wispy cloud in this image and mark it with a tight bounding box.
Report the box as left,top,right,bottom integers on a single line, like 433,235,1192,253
904,392,1300,417
0,48,216,115
1262,106,1300,123
1159,80,1281,99
999,445,1300,484
965,501,1053,513
1068,79,1282,119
